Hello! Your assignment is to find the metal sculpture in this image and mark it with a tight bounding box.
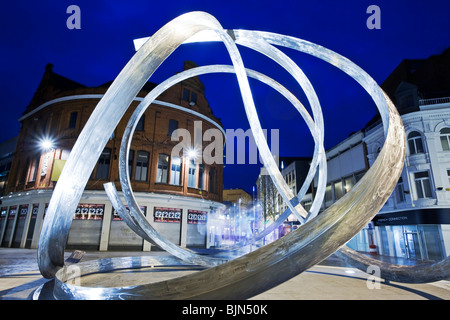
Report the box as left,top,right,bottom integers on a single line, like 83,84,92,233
337,246,450,283
37,11,406,299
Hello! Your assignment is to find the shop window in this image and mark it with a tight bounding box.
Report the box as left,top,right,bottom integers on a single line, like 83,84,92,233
68,112,78,129
407,131,424,154
188,160,196,188
95,148,111,179
440,127,450,151
170,156,181,185
414,171,432,199
156,153,169,183
135,150,149,181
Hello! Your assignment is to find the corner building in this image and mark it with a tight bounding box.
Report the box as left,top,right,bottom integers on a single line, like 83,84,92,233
0,61,225,251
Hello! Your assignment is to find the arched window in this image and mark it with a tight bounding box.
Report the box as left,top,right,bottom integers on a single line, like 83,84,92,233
440,127,450,151
407,131,424,154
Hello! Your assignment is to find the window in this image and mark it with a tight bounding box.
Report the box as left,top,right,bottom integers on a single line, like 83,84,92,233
182,88,190,101
325,184,332,202
128,150,134,178
68,112,78,129
170,156,181,185
209,167,216,193
136,115,145,131
414,171,432,199
343,176,354,194
95,148,111,179
182,88,197,105
29,154,40,182
168,119,178,136
190,92,197,104
135,150,149,181
447,169,450,185
198,164,204,190
440,127,450,151
334,180,343,200
156,153,169,183
188,160,196,188
407,131,424,154
396,177,406,202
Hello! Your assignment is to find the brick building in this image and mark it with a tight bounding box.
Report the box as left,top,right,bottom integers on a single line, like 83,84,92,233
0,61,225,251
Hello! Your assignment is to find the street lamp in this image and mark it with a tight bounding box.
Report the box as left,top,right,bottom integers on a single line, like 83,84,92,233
39,137,55,151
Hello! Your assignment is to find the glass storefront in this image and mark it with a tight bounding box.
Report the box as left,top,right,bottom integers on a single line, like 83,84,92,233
375,224,445,261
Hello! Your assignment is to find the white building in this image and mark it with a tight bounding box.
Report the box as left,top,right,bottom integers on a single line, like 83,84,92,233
320,48,450,261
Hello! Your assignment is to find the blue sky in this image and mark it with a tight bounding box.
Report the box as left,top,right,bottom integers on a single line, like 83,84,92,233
1,0,449,192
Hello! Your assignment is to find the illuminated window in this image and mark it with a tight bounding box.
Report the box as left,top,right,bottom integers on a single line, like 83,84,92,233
170,156,181,185
135,150,149,181
188,160,196,188
156,153,169,183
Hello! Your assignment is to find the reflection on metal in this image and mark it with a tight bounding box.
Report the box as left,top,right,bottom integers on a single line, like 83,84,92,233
337,246,450,283
109,64,327,259
37,11,406,299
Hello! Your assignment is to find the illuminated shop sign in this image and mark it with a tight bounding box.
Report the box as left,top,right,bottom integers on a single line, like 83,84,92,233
0,207,7,219
31,204,39,217
19,204,28,220
112,206,147,221
154,207,181,223
187,210,207,224
74,204,105,220
7,206,17,220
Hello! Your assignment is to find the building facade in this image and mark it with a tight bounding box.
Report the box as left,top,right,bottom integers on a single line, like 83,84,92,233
0,137,16,196
254,48,450,262
322,48,450,261
0,61,225,251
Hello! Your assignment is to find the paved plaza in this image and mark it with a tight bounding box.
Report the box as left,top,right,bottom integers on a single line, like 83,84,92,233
1,248,449,300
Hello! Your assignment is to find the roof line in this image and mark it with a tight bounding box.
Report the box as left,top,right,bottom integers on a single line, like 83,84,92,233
18,94,225,135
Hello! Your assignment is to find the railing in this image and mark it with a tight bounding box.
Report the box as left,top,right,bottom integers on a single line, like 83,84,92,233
419,97,450,106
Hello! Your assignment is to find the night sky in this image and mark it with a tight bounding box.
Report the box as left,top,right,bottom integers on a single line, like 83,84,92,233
1,1,449,193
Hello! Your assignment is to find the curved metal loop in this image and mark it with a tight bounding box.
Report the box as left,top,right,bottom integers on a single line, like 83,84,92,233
114,64,326,258
38,11,236,279
38,12,408,300
337,246,450,283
